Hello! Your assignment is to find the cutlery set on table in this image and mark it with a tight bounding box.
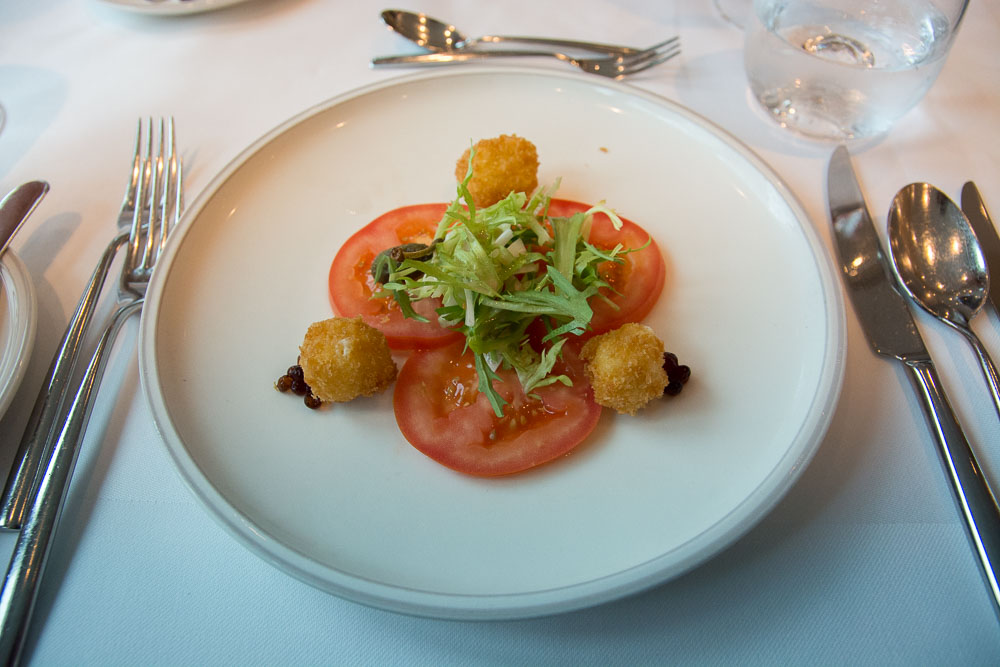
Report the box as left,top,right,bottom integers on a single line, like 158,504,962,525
371,9,681,78
0,119,183,663
829,147,1000,613
1,1,998,660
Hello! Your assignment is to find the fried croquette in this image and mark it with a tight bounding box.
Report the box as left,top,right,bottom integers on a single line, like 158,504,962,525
456,134,539,208
298,317,397,403
580,323,669,415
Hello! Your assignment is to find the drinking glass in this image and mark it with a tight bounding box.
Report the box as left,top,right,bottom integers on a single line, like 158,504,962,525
713,0,751,29
743,0,968,140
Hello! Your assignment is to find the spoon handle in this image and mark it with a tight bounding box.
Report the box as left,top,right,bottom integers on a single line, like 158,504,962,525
905,359,1000,614
960,328,1000,422
372,51,559,67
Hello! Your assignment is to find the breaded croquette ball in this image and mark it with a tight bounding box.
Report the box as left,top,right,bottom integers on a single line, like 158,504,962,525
456,134,539,208
580,323,669,416
298,317,397,403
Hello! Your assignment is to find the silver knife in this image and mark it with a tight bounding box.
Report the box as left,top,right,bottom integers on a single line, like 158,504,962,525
0,181,49,256
961,181,1000,316
828,145,1000,613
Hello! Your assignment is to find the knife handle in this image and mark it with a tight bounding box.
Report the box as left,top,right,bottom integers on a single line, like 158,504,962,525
906,359,1000,613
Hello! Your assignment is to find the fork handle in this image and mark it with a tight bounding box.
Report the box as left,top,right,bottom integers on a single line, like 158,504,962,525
0,298,142,665
905,359,1000,615
0,231,129,530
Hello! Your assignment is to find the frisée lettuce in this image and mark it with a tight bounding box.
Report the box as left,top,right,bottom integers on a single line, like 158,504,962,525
374,156,646,417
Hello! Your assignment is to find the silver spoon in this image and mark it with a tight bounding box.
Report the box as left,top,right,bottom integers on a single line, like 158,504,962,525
380,9,641,56
888,182,1000,420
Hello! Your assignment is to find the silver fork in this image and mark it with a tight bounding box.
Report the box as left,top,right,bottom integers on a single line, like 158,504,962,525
0,123,150,530
371,35,682,78
0,117,182,666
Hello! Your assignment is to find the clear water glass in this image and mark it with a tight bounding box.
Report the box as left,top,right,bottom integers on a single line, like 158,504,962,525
714,0,751,28
744,0,968,140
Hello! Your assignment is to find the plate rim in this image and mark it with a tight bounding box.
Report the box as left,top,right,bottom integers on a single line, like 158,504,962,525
139,66,846,619
0,250,37,421
95,0,252,16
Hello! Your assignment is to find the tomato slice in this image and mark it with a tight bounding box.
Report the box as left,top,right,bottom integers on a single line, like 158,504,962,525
330,199,663,348
545,199,665,336
393,343,602,476
329,204,462,349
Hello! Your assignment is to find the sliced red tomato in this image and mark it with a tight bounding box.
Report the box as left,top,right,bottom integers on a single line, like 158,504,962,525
546,199,665,336
329,204,462,349
393,342,602,476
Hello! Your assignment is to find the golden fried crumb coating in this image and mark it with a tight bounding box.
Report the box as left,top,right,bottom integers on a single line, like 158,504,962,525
455,134,539,208
298,317,397,403
580,323,669,416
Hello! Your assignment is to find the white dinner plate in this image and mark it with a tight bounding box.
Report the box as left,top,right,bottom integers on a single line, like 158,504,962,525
140,68,845,620
0,251,37,420
96,0,253,16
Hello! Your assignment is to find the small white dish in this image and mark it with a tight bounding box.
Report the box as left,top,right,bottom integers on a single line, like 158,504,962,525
0,251,37,420
97,0,253,16
140,67,845,620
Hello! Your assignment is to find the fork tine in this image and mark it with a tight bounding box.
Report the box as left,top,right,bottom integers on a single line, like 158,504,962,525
124,117,182,292
120,119,143,217
620,36,681,68
128,118,152,271
632,35,680,61
166,156,183,253
142,118,165,271
160,118,179,253
618,43,681,77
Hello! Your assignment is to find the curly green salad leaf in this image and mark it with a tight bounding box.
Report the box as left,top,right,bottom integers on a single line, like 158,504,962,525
375,154,646,417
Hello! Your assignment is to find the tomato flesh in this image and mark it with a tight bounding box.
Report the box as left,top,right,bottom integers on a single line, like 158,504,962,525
545,199,665,335
328,203,462,349
393,343,602,476
330,198,665,475
329,199,663,348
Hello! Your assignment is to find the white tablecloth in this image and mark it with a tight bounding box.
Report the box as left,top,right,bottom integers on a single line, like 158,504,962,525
1,0,999,663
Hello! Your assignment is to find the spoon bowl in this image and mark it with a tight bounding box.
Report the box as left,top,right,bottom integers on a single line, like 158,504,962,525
888,181,1000,419
889,182,989,326
381,9,467,51
380,9,642,56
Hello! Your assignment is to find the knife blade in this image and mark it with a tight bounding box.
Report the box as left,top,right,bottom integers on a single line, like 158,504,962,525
828,148,927,362
0,181,49,257
961,181,1000,315
828,145,1000,614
